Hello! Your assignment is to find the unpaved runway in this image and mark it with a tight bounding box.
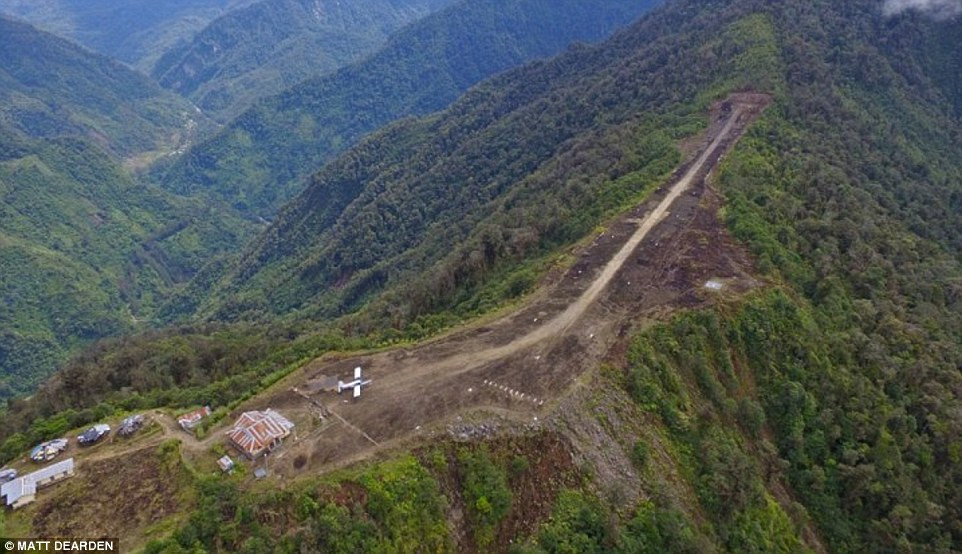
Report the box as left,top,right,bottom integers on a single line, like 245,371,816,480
321,106,746,380
478,106,745,357
218,94,770,475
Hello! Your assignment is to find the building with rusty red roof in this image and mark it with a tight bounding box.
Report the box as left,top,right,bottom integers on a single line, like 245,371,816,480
225,409,294,459
176,406,212,433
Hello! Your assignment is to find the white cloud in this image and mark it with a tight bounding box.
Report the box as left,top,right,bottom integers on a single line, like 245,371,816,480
882,0,962,18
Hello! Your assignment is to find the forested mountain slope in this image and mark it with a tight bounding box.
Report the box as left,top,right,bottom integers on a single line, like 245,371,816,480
157,0,664,217
0,0,249,71
0,16,201,161
156,0,962,548
167,0,747,322
0,123,254,401
2,0,962,551
151,0,457,121
0,18,256,399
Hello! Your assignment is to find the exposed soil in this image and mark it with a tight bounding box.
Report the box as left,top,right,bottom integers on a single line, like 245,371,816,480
414,432,581,553
27,443,189,552
229,93,771,480
5,93,776,551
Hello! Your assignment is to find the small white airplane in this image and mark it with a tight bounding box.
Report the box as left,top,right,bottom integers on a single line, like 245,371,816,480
337,366,373,398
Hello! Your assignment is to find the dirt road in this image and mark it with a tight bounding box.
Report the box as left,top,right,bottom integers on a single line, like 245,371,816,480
206,94,770,476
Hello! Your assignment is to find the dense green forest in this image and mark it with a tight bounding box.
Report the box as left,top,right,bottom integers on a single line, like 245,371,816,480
0,124,256,401
151,0,456,121
0,16,260,399
0,0,246,71
0,15,201,160
3,0,962,551
156,0,664,217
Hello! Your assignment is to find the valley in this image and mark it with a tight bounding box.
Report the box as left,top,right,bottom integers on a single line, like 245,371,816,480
0,93,769,552
3,0,962,551
44,93,766,479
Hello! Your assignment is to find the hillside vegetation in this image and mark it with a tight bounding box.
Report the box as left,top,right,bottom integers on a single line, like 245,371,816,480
2,0,962,552
0,16,201,161
0,17,258,398
0,0,247,71
166,0,750,324
151,0,456,121
157,0,664,217
0,125,255,400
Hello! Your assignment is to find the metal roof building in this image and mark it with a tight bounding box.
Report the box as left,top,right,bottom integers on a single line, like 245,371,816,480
1,458,74,509
226,409,294,459
177,406,212,432
118,414,145,437
217,455,235,473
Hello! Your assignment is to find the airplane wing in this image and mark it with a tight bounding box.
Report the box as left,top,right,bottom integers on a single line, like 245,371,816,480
355,366,362,380
353,384,361,398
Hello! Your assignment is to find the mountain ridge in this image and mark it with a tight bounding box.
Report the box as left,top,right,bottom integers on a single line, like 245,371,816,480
156,0,665,217
2,0,962,552
0,15,202,161
150,0,457,121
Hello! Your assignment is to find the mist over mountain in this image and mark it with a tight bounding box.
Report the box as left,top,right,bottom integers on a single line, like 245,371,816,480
883,0,962,18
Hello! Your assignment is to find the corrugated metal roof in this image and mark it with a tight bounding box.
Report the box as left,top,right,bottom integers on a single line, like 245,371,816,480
217,456,234,471
29,439,68,462
177,406,212,429
27,458,74,483
119,415,145,436
2,458,73,506
1,477,35,503
226,410,294,457
78,424,110,444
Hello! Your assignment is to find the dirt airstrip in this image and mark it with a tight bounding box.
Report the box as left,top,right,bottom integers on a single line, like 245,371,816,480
217,93,772,478
4,94,775,553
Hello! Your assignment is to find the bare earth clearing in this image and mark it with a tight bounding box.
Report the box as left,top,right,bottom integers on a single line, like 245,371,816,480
5,94,773,551
221,93,772,478
13,94,768,493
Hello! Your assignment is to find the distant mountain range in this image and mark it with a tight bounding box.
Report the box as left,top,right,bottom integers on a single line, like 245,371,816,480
151,0,458,121
0,0,251,71
156,0,665,218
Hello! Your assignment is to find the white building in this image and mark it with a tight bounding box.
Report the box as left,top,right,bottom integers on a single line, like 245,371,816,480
1,458,75,509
